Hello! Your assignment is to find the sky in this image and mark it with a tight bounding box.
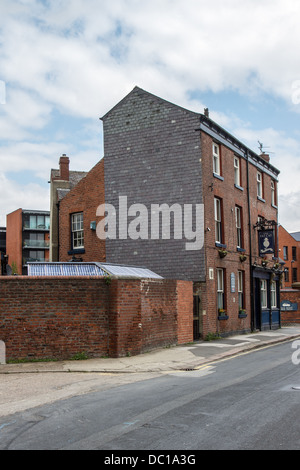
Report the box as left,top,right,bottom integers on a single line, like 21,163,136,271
1,0,300,231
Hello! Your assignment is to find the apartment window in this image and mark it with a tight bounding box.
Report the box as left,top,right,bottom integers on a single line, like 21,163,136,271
270,281,277,308
213,143,220,176
234,156,241,186
260,279,267,309
235,206,243,248
292,246,297,261
257,171,263,198
23,214,50,230
283,246,288,261
238,271,244,310
71,212,84,249
217,268,225,311
271,180,277,206
214,197,222,244
293,268,298,283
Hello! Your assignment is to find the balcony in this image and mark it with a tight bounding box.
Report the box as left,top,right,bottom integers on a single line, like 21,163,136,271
23,239,50,249
23,224,50,231
23,257,46,265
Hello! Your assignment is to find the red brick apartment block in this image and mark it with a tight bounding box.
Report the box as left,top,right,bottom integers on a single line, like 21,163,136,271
6,209,50,275
0,277,193,361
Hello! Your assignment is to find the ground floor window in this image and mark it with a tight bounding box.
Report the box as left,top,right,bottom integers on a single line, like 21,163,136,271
271,280,277,308
217,268,225,312
238,270,244,309
260,279,267,309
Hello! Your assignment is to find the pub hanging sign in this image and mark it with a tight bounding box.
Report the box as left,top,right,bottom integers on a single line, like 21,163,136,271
259,230,275,256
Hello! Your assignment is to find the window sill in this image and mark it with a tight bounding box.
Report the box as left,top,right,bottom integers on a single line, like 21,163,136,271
234,184,244,191
213,173,224,181
215,242,227,249
238,313,247,318
218,315,229,320
257,196,265,203
237,247,245,253
68,249,85,255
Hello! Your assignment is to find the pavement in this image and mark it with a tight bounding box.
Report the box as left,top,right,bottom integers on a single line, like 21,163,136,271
1,325,300,375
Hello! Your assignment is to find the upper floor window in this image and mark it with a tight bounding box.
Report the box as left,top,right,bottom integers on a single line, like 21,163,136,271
235,206,243,248
271,180,277,206
293,268,298,283
213,143,220,176
234,156,241,186
214,197,223,244
283,246,288,261
257,171,263,198
284,268,289,283
292,246,297,261
71,212,84,249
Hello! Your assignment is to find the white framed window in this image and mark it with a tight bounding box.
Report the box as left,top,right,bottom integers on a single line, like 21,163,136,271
234,156,240,186
217,268,225,311
214,197,222,243
271,180,276,206
260,279,267,309
257,171,263,198
235,206,242,248
238,271,244,309
71,212,84,249
270,281,277,308
213,143,220,175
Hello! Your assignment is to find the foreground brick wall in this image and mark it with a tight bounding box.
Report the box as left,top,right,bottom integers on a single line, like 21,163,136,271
0,277,110,360
0,277,193,361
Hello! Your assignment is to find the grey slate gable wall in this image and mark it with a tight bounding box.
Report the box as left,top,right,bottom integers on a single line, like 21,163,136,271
102,87,205,281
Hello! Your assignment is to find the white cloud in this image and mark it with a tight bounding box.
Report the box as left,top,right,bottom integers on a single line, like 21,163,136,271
0,0,300,231
0,172,50,226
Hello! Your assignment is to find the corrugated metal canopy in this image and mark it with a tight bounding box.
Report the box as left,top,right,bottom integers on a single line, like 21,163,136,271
27,262,163,279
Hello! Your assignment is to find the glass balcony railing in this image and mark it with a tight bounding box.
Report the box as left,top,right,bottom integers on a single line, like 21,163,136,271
23,257,46,265
23,239,50,249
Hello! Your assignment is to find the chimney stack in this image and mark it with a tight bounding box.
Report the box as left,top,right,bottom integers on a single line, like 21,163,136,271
59,154,70,181
260,153,270,163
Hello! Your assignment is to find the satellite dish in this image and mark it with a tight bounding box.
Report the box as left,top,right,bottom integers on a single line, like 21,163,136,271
6,265,12,276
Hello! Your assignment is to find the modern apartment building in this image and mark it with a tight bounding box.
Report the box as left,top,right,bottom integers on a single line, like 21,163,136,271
6,209,50,275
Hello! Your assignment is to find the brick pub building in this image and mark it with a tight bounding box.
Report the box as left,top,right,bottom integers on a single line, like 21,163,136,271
59,87,281,339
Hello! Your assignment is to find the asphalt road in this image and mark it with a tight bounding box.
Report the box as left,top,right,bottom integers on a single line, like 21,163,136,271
0,340,300,451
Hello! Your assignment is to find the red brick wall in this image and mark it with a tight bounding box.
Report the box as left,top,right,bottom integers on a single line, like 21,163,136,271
140,279,177,351
0,277,109,360
0,277,193,361
280,289,300,324
177,280,194,344
200,133,278,337
6,209,23,274
108,279,142,358
59,159,106,262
